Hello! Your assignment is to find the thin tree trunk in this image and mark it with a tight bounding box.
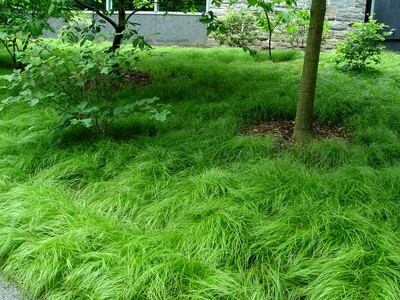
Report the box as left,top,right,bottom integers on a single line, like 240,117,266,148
292,0,326,142
111,28,124,51
264,12,273,61
110,0,126,51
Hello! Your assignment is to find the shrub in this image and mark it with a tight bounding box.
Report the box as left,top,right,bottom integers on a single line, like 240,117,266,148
281,9,310,50
211,8,259,48
280,9,330,50
0,0,72,68
335,18,392,71
1,27,169,135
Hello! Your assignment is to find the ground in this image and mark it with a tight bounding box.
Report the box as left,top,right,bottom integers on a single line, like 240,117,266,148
243,119,351,144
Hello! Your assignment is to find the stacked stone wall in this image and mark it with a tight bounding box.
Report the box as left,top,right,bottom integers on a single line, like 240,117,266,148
209,0,367,50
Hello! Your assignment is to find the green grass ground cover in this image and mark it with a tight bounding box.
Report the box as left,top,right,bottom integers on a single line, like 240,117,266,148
1,46,400,299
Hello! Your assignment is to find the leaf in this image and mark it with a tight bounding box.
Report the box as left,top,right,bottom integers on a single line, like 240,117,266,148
77,102,88,111
124,103,135,111
48,3,55,15
247,0,258,6
81,118,93,128
113,106,125,116
70,119,79,126
29,98,39,106
242,46,257,58
3,74,17,82
3,96,21,104
83,106,98,113
101,67,110,74
140,97,159,105
20,89,33,98
86,34,95,41
31,20,45,37
152,110,170,122
286,0,296,6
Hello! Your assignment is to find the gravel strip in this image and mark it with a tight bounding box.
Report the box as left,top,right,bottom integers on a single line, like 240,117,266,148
0,279,24,300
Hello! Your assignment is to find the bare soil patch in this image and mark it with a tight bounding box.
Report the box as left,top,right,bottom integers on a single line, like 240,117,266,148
242,120,351,144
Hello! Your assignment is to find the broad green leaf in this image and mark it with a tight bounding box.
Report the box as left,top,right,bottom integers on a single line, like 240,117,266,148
80,118,93,128
31,20,45,37
29,98,39,106
20,89,32,98
77,102,88,111
113,106,125,116
152,110,170,122
48,3,55,15
247,0,258,6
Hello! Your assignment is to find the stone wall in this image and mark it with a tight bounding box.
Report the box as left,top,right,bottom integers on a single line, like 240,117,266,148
209,0,368,50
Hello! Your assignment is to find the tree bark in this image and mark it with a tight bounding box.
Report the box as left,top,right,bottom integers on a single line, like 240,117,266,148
110,0,127,51
292,0,326,142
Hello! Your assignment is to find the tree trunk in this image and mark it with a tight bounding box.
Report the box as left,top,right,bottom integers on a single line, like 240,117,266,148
111,27,124,51
110,0,126,51
264,12,273,61
292,0,326,142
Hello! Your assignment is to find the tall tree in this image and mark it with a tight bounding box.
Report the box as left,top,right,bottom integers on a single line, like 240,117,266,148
292,0,326,142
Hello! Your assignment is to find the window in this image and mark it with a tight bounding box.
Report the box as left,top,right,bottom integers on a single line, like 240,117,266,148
158,0,206,12
112,0,154,12
75,0,107,11
77,0,207,13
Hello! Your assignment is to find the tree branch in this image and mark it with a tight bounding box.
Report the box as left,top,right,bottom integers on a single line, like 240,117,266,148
74,0,118,30
126,1,156,22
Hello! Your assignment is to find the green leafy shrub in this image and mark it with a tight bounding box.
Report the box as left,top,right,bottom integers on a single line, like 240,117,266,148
281,9,310,50
0,0,72,68
280,9,330,50
1,27,169,135
211,9,259,48
335,18,392,71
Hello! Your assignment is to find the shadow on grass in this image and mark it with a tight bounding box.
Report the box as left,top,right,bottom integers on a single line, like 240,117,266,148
255,50,304,62
54,119,159,146
0,53,14,70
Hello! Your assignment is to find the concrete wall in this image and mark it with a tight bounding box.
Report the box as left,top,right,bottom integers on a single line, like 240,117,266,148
47,12,208,46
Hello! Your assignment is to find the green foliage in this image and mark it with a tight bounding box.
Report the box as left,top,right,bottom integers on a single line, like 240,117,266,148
251,0,296,60
280,8,329,50
0,0,72,68
1,31,168,134
212,9,259,48
201,0,297,60
335,18,392,71
281,8,310,49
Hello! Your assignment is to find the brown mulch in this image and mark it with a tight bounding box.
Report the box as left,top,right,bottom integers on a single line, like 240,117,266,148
242,120,351,144
120,70,151,85
90,70,151,90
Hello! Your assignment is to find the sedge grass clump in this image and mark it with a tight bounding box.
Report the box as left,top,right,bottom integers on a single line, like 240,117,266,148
1,47,400,299
296,139,352,170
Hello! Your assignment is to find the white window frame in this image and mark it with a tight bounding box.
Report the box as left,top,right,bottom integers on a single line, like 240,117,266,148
105,0,209,15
